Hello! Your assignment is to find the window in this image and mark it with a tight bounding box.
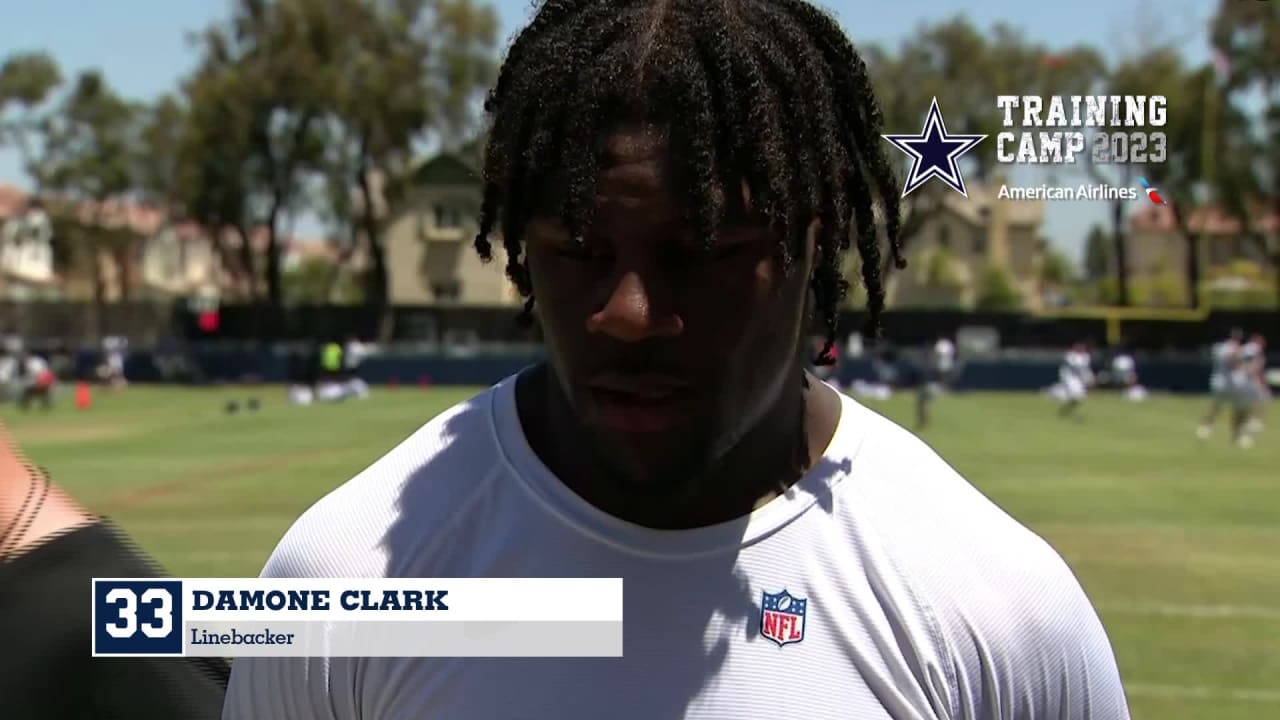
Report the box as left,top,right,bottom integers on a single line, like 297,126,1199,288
972,232,986,255
937,225,951,249
432,280,462,300
165,249,182,279
434,205,462,229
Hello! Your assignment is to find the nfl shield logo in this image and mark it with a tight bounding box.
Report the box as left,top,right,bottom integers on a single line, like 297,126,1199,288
760,589,807,647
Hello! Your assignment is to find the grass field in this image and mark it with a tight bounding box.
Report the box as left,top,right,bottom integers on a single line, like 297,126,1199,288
3,385,1277,719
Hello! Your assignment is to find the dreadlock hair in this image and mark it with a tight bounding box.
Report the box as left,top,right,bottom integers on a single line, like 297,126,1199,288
474,0,906,364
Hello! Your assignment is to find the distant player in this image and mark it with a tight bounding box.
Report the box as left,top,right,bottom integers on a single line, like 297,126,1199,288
849,344,897,401
98,335,128,389
1,335,24,403
17,352,55,412
286,346,316,407
342,336,371,399
915,335,956,430
1053,342,1094,420
224,3,1129,717
316,338,346,402
1231,334,1268,447
1198,329,1244,439
1110,350,1146,402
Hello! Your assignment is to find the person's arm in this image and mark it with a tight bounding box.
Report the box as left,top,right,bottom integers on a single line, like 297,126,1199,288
92,656,230,720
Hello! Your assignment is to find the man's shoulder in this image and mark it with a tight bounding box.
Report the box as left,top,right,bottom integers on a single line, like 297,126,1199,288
842,396,1090,621
840,399,1126,716
261,385,509,579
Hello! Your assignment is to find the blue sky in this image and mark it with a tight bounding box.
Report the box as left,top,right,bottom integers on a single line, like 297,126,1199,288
0,0,1217,261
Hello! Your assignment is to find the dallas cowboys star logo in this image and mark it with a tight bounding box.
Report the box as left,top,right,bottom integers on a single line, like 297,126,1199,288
883,98,986,199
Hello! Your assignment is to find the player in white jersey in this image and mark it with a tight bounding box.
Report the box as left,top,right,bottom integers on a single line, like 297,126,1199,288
99,335,128,389
342,336,371,400
223,4,1130,718
1230,335,1268,447
915,336,956,430
17,353,55,411
1198,329,1243,439
1109,350,1146,402
1053,343,1094,420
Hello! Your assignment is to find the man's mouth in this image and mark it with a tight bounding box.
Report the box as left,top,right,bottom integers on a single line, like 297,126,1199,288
587,373,692,432
589,372,689,399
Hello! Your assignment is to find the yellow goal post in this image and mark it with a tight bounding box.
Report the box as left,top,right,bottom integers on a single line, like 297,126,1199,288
1028,305,1212,346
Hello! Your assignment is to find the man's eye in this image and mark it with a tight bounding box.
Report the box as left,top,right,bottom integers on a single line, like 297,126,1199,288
709,243,748,260
555,244,611,262
687,243,747,263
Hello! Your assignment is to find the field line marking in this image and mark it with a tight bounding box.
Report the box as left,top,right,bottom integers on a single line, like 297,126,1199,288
1097,602,1280,620
1126,683,1280,703
98,450,326,512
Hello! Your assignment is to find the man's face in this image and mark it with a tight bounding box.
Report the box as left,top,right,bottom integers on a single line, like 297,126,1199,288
524,126,815,491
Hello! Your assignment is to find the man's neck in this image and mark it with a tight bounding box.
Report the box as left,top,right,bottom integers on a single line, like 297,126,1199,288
0,433,93,558
519,364,841,530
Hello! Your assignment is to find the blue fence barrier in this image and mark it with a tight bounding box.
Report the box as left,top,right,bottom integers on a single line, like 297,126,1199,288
97,348,1235,395
834,358,1213,393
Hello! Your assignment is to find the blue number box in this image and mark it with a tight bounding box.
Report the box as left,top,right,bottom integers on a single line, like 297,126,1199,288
92,579,185,656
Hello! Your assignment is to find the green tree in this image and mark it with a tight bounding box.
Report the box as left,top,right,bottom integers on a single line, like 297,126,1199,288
1204,286,1273,309
1083,50,1173,307
133,94,211,297
322,0,498,338
1100,49,1174,307
136,95,187,218
1212,0,1280,307
975,264,1023,310
0,52,62,170
185,0,330,311
1083,224,1111,284
1117,52,1257,310
921,246,964,288
1040,246,1076,287
864,17,1103,284
1096,277,1122,305
33,71,142,333
181,0,500,322
283,256,336,303
0,52,63,298
1142,265,1185,307
177,47,262,300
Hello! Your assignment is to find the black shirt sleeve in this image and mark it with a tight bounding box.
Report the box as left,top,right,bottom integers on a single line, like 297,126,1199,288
0,521,229,719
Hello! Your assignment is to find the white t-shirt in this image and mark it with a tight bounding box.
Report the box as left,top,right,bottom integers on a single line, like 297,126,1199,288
1111,354,1134,376
1210,341,1239,391
344,340,369,370
25,355,49,377
1211,340,1237,376
223,377,1129,720
1231,342,1263,387
1059,350,1092,385
932,339,955,373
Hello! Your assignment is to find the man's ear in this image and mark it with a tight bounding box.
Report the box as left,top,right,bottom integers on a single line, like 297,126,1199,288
804,217,823,312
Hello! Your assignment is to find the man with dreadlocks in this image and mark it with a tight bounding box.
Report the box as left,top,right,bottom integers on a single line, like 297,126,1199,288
224,2,1129,718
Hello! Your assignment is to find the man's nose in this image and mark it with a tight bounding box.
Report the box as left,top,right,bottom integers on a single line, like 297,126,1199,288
585,270,683,342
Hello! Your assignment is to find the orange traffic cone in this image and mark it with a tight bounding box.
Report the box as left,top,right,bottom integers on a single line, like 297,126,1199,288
75,382,92,410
